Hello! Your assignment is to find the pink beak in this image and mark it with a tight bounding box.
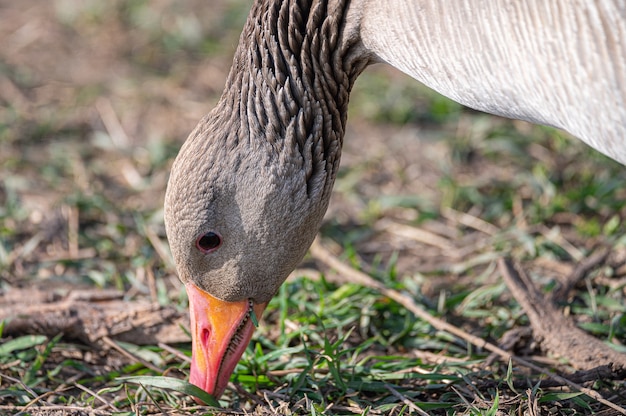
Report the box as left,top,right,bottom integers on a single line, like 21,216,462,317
185,282,267,400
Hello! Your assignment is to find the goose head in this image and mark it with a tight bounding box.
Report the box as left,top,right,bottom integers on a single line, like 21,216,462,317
164,103,334,397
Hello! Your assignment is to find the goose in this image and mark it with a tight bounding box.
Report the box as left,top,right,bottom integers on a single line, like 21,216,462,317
164,0,626,398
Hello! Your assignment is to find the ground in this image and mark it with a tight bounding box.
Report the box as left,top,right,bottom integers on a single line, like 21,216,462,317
1,1,625,415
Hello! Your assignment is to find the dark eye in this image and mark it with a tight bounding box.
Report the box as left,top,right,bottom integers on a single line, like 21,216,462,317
195,232,222,253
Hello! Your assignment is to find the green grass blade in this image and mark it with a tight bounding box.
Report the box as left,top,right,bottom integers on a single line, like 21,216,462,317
250,307,259,328
119,375,220,407
0,335,47,357
538,392,584,402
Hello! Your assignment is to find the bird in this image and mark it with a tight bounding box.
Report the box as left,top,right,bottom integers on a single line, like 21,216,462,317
163,0,626,399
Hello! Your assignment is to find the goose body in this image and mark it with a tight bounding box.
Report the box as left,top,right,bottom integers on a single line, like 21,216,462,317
360,0,626,163
164,0,626,398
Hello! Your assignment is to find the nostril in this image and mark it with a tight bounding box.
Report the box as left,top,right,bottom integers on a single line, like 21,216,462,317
202,328,210,345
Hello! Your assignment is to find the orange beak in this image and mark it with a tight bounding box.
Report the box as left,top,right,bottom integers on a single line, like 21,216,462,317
185,282,267,399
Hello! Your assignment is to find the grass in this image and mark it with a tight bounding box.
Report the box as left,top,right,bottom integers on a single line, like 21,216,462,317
1,0,626,415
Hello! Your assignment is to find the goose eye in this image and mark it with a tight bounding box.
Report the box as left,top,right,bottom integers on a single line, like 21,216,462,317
196,232,222,253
